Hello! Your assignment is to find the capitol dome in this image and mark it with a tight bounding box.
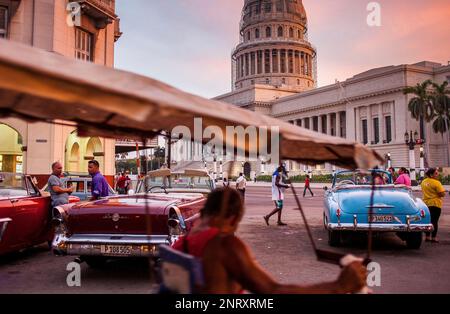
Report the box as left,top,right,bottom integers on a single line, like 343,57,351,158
232,0,316,91
241,0,308,30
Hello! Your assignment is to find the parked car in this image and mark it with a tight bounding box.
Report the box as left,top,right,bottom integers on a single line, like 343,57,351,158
0,172,79,255
42,174,116,201
52,169,213,267
323,170,433,249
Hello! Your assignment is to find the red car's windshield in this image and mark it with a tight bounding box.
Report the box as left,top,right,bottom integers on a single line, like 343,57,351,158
0,173,28,197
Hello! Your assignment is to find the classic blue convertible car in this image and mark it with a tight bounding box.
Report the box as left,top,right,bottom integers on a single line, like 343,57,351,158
323,170,433,249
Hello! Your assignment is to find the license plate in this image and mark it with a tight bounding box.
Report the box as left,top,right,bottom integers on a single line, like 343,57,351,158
100,245,133,256
369,215,393,223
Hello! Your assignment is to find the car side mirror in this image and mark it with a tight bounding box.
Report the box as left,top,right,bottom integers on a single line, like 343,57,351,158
127,189,135,196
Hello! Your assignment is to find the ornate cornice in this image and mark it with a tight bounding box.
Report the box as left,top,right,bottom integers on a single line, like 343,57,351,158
272,87,406,118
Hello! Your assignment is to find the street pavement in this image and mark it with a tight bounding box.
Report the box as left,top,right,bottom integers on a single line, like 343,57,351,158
0,186,449,294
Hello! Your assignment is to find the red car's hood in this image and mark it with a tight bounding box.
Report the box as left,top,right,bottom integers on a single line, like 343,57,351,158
66,193,204,235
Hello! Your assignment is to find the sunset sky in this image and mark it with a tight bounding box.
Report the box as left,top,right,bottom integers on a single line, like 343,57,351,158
115,0,450,98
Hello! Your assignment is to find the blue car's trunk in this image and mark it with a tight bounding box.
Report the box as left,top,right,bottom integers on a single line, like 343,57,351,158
336,187,419,215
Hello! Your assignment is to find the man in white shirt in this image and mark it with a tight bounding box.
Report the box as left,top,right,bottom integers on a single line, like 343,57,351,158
264,166,289,226
236,173,247,201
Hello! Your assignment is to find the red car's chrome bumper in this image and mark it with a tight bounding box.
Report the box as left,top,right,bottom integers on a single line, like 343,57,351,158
52,233,175,257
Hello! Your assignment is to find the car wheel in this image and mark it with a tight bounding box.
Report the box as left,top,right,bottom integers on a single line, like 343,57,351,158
406,233,422,249
323,213,328,230
328,230,341,247
83,256,108,268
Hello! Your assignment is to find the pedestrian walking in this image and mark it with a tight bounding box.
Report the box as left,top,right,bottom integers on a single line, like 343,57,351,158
223,178,230,188
47,162,73,207
88,160,110,200
124,171,131,193
303,175,314,197
116,172,128,194
235,173,247,200
264,166,289,226
421,168,446,243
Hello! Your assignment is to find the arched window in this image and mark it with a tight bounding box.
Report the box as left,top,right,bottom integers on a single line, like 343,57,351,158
298,29,302,39
277,26,283,37
247,31,250,41
265,26,271,38
289,27,294,38
255,28,260,39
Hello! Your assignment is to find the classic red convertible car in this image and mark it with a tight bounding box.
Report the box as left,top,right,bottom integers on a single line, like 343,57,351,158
0,172,80,255
52,169,213,267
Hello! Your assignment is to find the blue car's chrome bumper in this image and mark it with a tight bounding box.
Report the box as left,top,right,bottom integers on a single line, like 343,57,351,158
327,223,434,232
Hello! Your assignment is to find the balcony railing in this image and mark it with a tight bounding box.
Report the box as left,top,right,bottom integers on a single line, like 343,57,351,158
73,0,116,17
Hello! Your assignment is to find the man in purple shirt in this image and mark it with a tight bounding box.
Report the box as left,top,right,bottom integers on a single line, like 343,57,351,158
88,160,110,199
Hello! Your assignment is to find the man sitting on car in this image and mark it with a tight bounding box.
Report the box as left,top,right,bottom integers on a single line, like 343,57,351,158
47,162,73,207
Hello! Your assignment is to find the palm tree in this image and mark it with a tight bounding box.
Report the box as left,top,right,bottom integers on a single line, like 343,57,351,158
403,79,434,165
431,81,450,165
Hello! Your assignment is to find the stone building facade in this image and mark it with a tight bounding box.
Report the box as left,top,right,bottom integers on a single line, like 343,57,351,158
0,0,121,186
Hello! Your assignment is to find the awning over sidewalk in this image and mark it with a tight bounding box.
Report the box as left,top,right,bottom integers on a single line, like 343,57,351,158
0,39,383,169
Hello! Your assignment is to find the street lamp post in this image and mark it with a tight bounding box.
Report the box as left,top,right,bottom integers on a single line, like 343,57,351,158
419,147,425,180
404,130,421,182
219,159,223,179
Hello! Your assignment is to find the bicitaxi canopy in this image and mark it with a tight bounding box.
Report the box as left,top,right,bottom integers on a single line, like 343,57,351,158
0,39,383,169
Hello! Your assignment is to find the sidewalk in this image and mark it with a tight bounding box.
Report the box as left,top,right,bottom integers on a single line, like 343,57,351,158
242,181,450,191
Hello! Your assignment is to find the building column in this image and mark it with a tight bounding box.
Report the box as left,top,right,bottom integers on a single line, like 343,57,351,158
284,50,289,74
269,49,273,73
278,49,281,74
336,111,341,137
240,55,243,78
243,53,247,77
355,107,361,142
301,52,305,75
309,54,313,78
378,103,384,143
326,113,332,135
309,117,313,130
390,101,396,141
306,54,310,76
318,115,323,133
367,105,373,145
254,51,258,76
